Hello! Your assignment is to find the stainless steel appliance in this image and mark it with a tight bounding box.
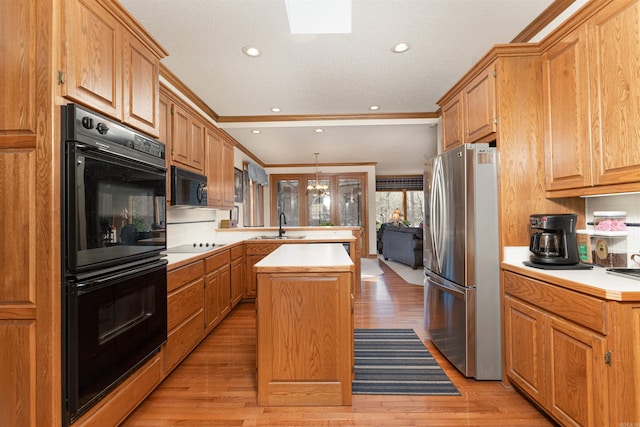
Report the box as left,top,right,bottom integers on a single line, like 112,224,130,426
423,142,501,380
527,214,580,265
61,104,168,425
171,165,208,207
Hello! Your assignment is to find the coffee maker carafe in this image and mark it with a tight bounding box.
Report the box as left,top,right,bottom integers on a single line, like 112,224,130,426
528,214,580,266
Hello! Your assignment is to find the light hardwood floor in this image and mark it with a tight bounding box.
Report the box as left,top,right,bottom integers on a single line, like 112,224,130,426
123,260,556,426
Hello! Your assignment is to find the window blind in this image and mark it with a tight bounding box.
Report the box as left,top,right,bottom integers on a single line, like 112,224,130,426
376,175,423,191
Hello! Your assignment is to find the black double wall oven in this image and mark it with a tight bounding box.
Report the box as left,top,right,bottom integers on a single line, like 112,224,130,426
61,104,168,425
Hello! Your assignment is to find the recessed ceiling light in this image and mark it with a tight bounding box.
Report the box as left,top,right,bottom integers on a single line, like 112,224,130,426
242,46,261,57
251,129,261,134
314,128,324,133
271,107,281,113
391,42,410,53
369,105,380,111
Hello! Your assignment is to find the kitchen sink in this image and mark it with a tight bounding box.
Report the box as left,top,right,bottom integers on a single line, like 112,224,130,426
250,235,306,240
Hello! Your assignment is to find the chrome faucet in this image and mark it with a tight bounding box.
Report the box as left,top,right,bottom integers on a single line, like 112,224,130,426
278,212,287,237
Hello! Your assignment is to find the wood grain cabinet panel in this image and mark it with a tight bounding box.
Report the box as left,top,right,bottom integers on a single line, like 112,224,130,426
542,26,592,191
230,246,244,306
503,271,615,427
441,92,463,150
205,127,235,209
587,0,640,187
204,250,231,333
463,64,496,143
62,0,163,137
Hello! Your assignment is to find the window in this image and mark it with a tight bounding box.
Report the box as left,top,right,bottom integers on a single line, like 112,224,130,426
375,176,423,227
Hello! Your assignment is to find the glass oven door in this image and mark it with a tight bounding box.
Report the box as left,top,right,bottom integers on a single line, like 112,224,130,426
64,259,167,422
65,141,166,272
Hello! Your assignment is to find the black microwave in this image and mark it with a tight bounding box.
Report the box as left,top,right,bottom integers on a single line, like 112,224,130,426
171,166,208,207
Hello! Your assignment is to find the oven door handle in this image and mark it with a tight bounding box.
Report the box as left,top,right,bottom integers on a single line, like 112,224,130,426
75,260,166,292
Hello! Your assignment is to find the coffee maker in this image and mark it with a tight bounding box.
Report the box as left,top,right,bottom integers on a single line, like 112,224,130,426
528,214,581,267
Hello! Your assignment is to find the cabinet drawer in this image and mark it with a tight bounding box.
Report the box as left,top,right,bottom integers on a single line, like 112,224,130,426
167,260,204,292
503,271,608,334
205,250,230,272
164,310,204,374
245,243,281,255
167,278,204,331
231,244,243,260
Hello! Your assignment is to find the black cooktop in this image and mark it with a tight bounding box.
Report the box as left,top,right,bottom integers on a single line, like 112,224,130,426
606,268,640,281
165,243,219,253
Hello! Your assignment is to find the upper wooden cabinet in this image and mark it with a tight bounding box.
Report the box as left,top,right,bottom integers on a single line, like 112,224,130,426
439,63,496,149
160,91,205,173
61,0,166,137
205,127,235,209
543,0,640,196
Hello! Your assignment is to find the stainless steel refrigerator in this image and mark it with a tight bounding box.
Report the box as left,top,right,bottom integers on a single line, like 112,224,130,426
423,142,501,380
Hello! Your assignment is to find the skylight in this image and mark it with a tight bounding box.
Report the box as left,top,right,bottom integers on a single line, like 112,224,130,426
285,0,352,34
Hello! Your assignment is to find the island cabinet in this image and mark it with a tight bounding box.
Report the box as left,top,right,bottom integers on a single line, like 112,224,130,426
503,270,640,426
204,250,231,333
61,0,166,137
542,0,640,196
439,62,496,149
230,245,244,307
255,244,354,406
164,260,205,375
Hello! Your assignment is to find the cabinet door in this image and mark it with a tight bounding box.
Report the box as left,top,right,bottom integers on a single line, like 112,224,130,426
441,92,463,151
218,266,231,319
588,0,640,186
542,26,591,191
463,64,496,143
189,116,205,172
171,103,190,167
546,315,609,427
63,0,122,119
205,127,224,207
204,271,221,333
504,296,546,403
245,255,263,298
122,31,159,137
222,141,235,207
159,93,171,203
231,256,244,306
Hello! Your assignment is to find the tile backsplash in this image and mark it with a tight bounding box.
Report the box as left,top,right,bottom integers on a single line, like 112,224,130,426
166,207,220,247
585,193,640,267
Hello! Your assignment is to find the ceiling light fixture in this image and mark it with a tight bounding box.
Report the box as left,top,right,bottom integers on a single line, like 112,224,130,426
271,107,281,113
307,152,329,197
242,46,261,57
369,105,380,111
251,129,261,134
314,128,324,133
391,42,410,53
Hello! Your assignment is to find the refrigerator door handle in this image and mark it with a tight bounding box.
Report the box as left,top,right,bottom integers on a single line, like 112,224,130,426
430,157,446,272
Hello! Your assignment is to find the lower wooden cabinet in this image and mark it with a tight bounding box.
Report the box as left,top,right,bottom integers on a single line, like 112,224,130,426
245,243,282,298
502,270,640,426
230,245,244,306
205,250,231,333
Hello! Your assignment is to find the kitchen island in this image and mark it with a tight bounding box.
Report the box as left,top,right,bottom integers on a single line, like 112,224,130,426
255,243,354,406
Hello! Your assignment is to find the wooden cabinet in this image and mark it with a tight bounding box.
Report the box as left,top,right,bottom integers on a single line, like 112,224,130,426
543,0,640,196
441,93,463,151
542,25,591,191
230,245,244,307
165,261,205,375
205,128,235,209
244,243,282,298
439,63,496,150
62,0,164,137
204,250,231,333
168,99,205,173
462,64,496,143
503,271,618,426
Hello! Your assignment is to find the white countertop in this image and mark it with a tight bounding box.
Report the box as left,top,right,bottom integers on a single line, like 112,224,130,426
502,246,640,301
255,243,353,271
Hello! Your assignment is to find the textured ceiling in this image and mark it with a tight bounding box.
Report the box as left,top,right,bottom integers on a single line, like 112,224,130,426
120,0,581,174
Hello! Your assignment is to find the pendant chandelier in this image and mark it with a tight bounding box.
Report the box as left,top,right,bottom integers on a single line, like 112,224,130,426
307,152,328,197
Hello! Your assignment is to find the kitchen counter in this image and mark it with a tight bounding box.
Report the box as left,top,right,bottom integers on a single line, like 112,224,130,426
502,246,640,301
254,242,354,272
